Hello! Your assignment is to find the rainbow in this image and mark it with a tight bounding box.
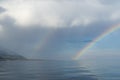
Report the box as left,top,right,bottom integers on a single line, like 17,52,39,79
34,29,55,51
73,23,120,60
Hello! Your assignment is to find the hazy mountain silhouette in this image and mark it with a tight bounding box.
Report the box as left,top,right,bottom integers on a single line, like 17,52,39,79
0,48,26,60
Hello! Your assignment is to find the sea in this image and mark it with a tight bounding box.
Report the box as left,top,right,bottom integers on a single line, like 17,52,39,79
0,58,119,80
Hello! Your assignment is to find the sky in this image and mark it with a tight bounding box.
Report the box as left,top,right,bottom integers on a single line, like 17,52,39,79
0,0,120,60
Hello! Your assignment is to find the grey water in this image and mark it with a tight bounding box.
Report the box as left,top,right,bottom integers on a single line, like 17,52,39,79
0,59,119,80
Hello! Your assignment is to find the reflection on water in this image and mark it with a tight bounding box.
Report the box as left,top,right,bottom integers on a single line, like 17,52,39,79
0,61,98,80
79,58,120,80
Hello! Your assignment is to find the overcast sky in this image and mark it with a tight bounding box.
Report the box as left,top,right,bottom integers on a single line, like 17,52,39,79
0,0,120,60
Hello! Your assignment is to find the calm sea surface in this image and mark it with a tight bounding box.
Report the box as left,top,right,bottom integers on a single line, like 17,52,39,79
0,59,119,80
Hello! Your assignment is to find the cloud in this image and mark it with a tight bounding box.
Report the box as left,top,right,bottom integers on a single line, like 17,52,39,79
1,0,120,28
0,15,113,59
0,7,6,13
0,0,120,59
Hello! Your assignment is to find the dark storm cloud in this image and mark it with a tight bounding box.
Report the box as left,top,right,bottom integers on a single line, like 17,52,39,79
0,15,115,59
0,7,6,13
0,0,120,59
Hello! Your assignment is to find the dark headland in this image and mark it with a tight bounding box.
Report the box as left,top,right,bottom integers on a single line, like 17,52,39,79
0,49,26,61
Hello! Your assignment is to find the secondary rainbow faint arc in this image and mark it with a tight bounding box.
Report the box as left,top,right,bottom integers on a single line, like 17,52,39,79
73,23,120,60
34,30,55,51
